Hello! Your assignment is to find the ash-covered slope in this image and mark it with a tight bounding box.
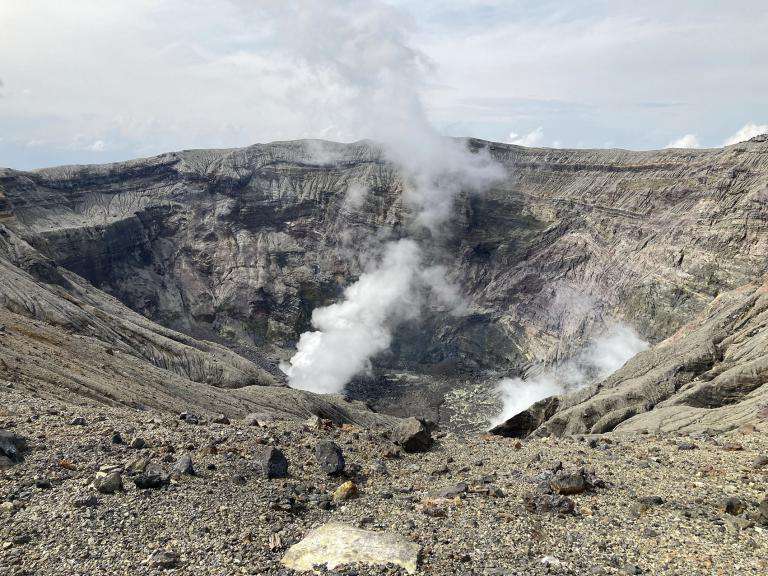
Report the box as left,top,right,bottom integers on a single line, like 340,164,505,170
0,222,398,428
492,275,768,436
1,135,767,427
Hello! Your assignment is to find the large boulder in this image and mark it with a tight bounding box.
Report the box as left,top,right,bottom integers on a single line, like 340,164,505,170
315,440,345,475
392,418,434,453
281,522,420,574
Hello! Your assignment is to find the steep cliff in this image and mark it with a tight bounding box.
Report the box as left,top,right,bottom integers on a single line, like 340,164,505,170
0,220,396,427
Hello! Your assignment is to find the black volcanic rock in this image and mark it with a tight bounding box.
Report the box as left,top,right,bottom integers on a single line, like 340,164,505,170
0,430,26,463
315,440,345,475
256,446,288,479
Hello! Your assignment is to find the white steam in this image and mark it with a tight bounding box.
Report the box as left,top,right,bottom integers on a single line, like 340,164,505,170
723,122,768,146
343,183,368,210
276,1,503,394
286,239,421,393
492,323,649,425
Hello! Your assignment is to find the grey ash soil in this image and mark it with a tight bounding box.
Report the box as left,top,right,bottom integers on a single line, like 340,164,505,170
2,387,767,576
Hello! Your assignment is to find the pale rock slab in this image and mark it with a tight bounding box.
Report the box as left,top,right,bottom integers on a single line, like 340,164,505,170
281,522,420,574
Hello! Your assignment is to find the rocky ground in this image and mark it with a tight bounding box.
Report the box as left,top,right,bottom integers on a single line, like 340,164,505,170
2,385,767,576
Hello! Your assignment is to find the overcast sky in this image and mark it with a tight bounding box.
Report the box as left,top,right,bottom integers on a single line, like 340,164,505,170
1,0,767,169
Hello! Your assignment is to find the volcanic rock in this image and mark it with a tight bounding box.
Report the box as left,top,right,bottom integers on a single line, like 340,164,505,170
549,472,588,495
255,447,288,479
35,477,52,490
72,494,99,508
172,453,195,477
179,412,200,425
429,482,468,499
244,413,275,427
315,440,345,475
332,480,358,503
523,493,576,515
722,497,746,516
212,414,230,425
393,418,433,452
93,470,123,494
758,497,768,525
0,429,26,463
753,455,768,469
130,437,147,450
134,473,170,490
148,549,179,570
281,522,420,574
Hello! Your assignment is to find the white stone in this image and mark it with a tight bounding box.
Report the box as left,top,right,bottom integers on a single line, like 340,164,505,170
281,522,420,574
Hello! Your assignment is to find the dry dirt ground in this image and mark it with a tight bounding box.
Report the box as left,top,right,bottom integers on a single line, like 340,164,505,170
1,384,767,576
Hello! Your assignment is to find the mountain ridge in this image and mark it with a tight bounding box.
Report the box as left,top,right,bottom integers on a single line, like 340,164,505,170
2,134,768,430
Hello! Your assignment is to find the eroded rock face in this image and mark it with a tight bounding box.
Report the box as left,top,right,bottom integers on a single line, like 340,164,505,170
5,138,768,369
281,522,420,574
0,223,402,428
2,136,768,427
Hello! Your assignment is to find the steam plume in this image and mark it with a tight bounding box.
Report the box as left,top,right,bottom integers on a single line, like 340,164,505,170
275,0,502,393
723,122,768,145
492,323,648,425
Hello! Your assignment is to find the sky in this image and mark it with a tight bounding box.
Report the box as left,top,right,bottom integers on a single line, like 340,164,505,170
1,0,767,169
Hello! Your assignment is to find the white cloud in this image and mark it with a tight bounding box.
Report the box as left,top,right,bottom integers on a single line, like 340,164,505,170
723,123,768,146
88,140,106,152
0,1,767,167
666,134,700,149
509,126,544,147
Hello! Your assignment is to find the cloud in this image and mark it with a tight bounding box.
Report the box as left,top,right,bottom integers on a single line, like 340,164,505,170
87,140,106,152
1,1,767,168
509,127,544,147
666,134,700,149
723,123,768,145
421,2,768,150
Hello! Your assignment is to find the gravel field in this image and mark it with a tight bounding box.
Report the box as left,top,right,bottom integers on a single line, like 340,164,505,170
2,386,767,576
